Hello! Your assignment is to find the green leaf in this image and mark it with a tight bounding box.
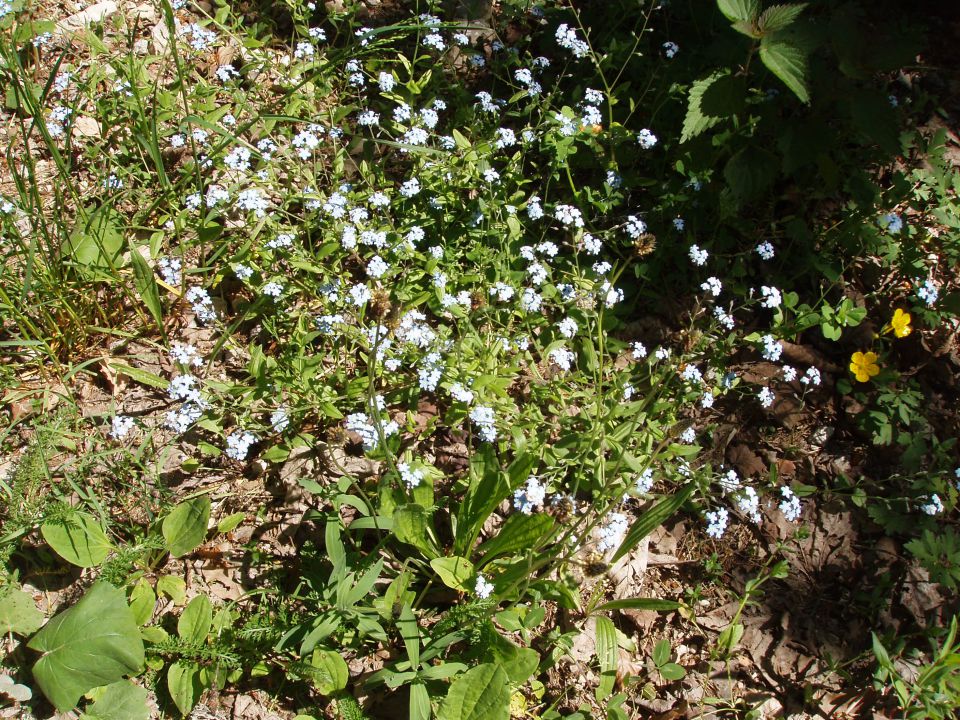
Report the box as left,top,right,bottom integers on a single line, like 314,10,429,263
482,632,540,684
63,205,125,278
128,581,156,626
409,682,431,720
681,72,747,143
393,504,438,558
129,248,164,331
398,604,420,670
594,616,618,701
0,587,44,635
29,582,145,712
659,662,687,681
309,649,349,695
652,639,671,667
593,598,682,614
430,556,476,592
757,4,807,34
716,623,745,655
167,661,203,716
41,512,113,568
477,512,554,566
717,0,759,22
437,663,510,720
612,484,694,563
724,145,779,200
178,595,212,645
455,445,510,555
157,576,186,604
217,512,245,534
162,497,211,558
109,363,168,390
759,37,810,102
80,680,149,720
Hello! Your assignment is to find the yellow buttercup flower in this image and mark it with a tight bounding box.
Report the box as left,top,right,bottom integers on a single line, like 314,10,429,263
850,351,880,382
884,308,912,338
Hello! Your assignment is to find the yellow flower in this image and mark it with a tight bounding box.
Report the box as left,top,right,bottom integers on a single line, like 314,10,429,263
850,351,880,382
884,308,912,338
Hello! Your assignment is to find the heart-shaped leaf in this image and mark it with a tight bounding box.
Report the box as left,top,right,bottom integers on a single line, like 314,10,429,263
80,680,149,720
0,587,44,635
29,582,144,711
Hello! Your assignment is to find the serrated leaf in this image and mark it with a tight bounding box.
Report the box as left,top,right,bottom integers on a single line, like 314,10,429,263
759,37,810,102
437,663,510,720
162,497,211,558
29,583,145,712
757,4,807,34
724,145,779,200
0,587,44,635
430,556,475,592
717,0,759,22
681,72,746,143
41,512,113,568
80,680,149,720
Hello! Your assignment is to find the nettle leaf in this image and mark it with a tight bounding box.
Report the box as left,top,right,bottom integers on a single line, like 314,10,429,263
430,556,475,592
29,582,145,712
437,663,510,720
162,496,211,558
41,512,113,568
79,680,149,720
724,145,779,200
681,72,746,143
717,0,759,23
757,3,807,35
759,37,810,103
0,587,44,635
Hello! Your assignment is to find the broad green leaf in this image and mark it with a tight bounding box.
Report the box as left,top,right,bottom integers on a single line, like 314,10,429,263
724,145,779,200
594,616,617,701
162,497,211,557
393,504,438,558
128,581,156,626
63,205,125,278
157,576,186,604
430,556,475,592
325,520,346,576
41,512,113,568
717,0,759,23
29,582,145,711
409,682,430,720
681,72,746,143
652,639,671,667
612,484,694,563
455,445,510,555
0,587,44,635
437,663,510,720
482,632,539,684
129,247,164,331
80,680,149,720
309,649,349,695
217,512,245,533
477,513,554,566
759,37,810,102
167,661,203,716
593,598,682,614
659,662,687,681
757,3,807,34
178,595,212,645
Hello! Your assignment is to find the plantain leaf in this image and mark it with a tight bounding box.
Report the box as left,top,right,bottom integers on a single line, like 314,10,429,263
612,484,694,563
162,497,211,558
41,512,113,568
437,663,509,720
